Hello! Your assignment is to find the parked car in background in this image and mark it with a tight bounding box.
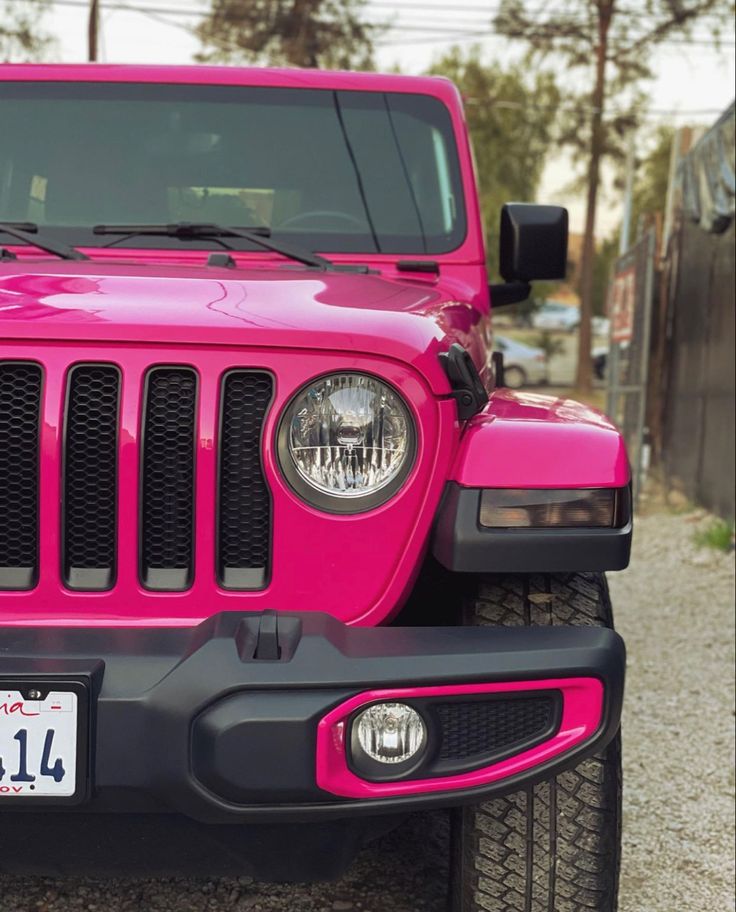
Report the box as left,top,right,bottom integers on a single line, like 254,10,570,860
494,334,548,388
532,300,580,331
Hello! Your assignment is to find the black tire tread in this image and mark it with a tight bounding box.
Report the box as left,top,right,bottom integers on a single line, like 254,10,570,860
454,572,621,912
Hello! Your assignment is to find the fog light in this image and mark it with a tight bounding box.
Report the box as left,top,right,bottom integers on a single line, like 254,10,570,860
354,703,426,765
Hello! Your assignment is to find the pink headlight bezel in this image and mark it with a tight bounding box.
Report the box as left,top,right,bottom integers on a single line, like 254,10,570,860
316,677,604,799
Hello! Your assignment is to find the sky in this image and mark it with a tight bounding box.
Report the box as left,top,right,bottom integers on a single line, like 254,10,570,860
28,0,736,236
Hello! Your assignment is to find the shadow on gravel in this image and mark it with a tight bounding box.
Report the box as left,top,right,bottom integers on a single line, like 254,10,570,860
0,811,450,912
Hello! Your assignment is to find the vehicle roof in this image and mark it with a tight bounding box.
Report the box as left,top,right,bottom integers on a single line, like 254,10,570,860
0,63,461,104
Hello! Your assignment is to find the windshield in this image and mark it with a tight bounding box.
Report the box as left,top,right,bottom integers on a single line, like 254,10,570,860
0,82,466,255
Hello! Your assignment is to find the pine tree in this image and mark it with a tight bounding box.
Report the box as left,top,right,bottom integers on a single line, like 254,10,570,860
1,0,52,61
196,0,379,70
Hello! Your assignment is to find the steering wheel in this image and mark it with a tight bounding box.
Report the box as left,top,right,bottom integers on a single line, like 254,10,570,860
275,210,367,231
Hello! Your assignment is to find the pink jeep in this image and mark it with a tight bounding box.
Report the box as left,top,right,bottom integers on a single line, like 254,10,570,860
0,65,629,911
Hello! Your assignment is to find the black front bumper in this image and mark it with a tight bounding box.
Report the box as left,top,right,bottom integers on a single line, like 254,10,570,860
0,611,624,824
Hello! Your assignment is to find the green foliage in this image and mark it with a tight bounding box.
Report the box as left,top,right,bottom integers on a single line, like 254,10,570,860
592,235,618,317
0,0,52,61
196,0,379,69
694,518,735,552
630,125,675,233
429,47,560,279
593,127,674,311
532,330,566,361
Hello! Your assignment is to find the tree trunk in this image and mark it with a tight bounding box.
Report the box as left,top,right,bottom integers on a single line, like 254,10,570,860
289,0,319,67
88,0,99,61
575,2,613,395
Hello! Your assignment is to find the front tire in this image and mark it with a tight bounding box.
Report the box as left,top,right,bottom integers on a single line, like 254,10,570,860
450,572,622,912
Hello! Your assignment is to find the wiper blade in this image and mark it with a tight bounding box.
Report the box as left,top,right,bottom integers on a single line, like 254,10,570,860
94,222,272,238
93,222,334,270
0,222,89,261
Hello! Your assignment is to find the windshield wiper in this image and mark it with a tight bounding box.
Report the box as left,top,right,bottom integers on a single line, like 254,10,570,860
93,222,334,270
0,222,89,261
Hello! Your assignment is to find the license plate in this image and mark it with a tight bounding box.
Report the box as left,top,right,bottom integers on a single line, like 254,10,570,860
0,686,83,799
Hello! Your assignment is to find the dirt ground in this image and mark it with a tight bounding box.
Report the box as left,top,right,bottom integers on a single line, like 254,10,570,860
1,509,733,912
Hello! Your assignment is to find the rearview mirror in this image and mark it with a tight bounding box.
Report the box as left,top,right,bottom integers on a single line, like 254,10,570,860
499,203,568,282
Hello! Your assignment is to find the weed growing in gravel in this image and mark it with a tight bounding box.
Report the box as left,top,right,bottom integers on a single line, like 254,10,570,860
694,518,735,552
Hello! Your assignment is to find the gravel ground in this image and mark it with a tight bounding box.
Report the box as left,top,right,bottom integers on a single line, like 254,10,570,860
1,510,733,912
611,509,735,912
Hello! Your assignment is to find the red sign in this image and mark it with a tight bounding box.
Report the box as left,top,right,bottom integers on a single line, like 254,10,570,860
608,266,636,343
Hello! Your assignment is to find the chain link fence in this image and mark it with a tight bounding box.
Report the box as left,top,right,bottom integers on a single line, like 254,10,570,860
606,229,657,501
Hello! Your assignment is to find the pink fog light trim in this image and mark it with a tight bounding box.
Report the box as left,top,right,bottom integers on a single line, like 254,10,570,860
315,677,604,799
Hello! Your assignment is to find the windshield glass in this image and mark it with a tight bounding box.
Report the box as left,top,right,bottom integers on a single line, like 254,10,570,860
0,82,466,255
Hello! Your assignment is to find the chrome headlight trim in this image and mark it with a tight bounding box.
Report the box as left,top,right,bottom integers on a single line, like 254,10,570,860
276,371,417,514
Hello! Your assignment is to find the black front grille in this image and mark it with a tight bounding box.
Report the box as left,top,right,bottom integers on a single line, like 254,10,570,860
141,367,197,590
435,695,558,765
218,371,273,589
63,365,120,589
0,362,42,589
0,359,275,592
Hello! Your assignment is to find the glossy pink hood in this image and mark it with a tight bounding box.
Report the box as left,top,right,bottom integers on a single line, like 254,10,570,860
0,259,490,392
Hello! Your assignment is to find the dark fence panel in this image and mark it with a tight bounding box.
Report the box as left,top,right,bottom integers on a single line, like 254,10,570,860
662,220,735,518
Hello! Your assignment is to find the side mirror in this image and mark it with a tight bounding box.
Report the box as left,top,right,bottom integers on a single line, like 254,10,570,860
490,203,568,308
499,203,568,281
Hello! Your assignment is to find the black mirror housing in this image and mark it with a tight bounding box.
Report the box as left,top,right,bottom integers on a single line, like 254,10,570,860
499,203,568,282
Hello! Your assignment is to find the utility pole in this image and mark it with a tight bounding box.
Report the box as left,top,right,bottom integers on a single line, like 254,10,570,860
88,0,100,61
619,132,636,255
574,0,613,395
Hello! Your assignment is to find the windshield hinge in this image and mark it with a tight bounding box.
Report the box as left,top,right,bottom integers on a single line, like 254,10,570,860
439,343,489,421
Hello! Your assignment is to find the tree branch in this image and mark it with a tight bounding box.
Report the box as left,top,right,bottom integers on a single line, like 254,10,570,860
620,0,727,55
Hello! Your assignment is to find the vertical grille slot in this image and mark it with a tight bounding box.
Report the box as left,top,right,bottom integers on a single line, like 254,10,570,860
218,371,273,589
63,365,120,590
0,362,42,590
141,367,197,590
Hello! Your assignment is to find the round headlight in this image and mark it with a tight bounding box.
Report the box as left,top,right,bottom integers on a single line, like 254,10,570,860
278,372,415,513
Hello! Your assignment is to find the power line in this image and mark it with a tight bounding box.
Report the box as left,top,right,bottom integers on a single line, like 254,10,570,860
464,97,728,117
49,0,203,13
45,0,734,25
48,0,735,48
378,29,734,47
370,0,728,20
